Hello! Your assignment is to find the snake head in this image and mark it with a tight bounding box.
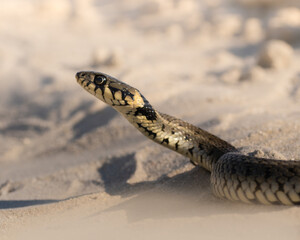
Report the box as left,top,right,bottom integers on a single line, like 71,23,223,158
76,71,145,110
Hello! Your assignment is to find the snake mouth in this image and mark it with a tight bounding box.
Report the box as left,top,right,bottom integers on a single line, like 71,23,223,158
76,71,93,84
75,72,81,80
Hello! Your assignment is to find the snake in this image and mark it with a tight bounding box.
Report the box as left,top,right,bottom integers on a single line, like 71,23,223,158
76,71,300,205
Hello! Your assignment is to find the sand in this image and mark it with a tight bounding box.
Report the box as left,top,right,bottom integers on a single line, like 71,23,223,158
0,0,300,239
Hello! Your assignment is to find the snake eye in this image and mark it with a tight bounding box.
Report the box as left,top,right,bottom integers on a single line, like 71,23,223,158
94,75,107,85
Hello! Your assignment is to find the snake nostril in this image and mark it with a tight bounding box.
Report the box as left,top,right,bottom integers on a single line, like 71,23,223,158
76,72,87,80
76,72,81,79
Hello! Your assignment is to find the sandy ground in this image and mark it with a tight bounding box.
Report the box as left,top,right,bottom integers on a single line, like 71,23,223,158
0,0,300,239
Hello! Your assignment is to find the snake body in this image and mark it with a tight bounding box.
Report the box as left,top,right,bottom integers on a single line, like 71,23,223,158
76,71,300,205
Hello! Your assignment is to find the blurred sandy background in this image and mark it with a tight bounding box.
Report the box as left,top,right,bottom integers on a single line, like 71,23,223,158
0,0,300,239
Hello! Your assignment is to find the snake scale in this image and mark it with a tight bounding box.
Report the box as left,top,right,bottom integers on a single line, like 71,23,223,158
76,71,300,205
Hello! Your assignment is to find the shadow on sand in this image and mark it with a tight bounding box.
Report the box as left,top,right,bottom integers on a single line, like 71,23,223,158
95,153,285,222
0,199,58,209
72,107,118,140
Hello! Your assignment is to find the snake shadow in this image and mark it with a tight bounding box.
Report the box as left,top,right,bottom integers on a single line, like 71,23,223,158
72,106,118,140
96,153,284,222
0,199,59,209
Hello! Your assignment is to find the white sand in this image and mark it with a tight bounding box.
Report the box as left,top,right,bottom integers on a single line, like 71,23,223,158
0,0,300,239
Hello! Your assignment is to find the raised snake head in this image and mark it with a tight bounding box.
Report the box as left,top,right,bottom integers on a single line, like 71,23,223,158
76,71,146,113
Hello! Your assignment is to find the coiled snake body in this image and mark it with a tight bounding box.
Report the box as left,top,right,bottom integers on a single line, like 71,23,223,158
76,71,300,205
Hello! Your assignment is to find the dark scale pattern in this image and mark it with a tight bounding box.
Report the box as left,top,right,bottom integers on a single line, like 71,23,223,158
122,88,134,99
188,147,194,155
213,154,300,205
108,86,120,100
134,106,157,121
136,122,157,139
94,84,105,99
133,96,157,121
175,141,179,150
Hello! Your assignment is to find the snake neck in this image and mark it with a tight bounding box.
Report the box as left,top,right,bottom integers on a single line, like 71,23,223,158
75,71,236,171
115,103,237,172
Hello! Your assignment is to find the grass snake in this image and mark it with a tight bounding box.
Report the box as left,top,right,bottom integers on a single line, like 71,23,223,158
76,71,300,205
